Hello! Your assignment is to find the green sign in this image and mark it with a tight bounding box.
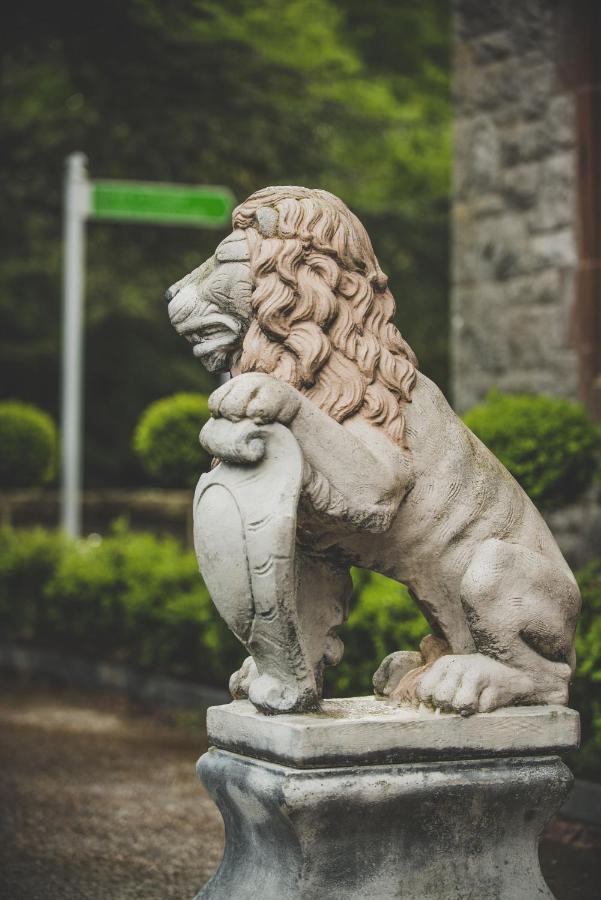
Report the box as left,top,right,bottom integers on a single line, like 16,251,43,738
91,180,235,228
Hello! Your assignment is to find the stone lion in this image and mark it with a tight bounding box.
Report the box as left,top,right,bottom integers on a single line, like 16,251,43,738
167,185,580,716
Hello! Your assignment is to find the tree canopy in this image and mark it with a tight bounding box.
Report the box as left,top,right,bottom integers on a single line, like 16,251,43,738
1,0,450,485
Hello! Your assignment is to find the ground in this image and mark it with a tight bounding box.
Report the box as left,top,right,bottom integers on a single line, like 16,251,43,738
0,677,222,899
0,676,599,900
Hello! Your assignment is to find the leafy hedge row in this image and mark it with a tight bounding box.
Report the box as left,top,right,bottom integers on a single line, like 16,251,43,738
0,525,598,779
0,523,241,686
0,524,427,695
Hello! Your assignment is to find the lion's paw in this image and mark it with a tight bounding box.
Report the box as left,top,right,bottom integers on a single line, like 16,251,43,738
209,372,301,425
248,673,319,715
229,655,258,699
230,658,320,714
414,653,534,716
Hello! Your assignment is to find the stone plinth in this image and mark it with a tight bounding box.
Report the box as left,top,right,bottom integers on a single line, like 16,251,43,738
196,698,579,900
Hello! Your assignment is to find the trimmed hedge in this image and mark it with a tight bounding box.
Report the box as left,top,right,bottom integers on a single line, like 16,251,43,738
0,401,57,488
133,393,211,488
463,391,601,511
0,525,599,780
0,526,430,695
0,523,243,686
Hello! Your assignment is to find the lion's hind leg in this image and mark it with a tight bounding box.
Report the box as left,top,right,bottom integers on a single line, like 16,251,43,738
412,539,579,715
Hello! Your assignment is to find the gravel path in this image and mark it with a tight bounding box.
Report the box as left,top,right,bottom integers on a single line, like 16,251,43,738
0,676,599,899
0,678,222,899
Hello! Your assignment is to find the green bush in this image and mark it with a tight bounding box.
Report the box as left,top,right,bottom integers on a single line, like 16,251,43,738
327,569,429,696
0,523,243,686
463,391,601,511
0,401,57,488
1,525,600,781
133,393,211,488
569,560,601,780
0,527,66,637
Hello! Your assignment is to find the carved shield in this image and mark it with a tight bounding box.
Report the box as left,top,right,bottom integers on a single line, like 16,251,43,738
193,418,319,709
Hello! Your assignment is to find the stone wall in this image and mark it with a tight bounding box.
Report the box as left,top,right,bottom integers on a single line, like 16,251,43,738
451,0,579,412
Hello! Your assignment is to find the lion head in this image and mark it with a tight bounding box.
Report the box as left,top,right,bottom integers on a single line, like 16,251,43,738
167,186,418,444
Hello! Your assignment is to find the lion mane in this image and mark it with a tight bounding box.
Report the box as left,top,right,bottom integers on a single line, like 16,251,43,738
232,186,418,446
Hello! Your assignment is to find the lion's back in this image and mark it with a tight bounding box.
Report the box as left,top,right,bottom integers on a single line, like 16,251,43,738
397,373,565,569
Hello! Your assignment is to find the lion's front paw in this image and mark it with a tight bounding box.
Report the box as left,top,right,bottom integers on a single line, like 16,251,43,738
415,653,534,716
209,372,301,425
248,673,319,714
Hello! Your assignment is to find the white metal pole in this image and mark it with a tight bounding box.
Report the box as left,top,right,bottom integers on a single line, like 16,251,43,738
61,153,89,537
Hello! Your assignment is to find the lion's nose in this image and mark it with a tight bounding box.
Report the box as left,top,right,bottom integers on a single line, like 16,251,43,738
165,286,176,304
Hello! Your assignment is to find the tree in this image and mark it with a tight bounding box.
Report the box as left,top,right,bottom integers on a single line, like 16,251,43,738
0,0,450,485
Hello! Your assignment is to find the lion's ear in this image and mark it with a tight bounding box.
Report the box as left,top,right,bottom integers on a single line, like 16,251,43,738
255,206,278,237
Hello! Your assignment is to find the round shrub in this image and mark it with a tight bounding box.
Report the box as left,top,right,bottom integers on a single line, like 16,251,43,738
133,393,211,487
0,401,57,488
463,391,601,511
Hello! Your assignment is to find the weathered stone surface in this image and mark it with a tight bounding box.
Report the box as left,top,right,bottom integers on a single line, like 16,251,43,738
196,746,573,900
206,697,579,768
544,486,601,569
471,29,513,64
452,0,579,414
168,185,581,721
533,152,576,232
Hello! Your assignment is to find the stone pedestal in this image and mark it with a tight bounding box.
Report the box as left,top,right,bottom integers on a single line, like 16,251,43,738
196,698,579,900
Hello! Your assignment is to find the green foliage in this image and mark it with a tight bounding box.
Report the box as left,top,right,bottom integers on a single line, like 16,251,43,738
463,392,601,510
1,0,450,485
0,401,57,488
327,569,429,696
0,527,66,636
0,523,243,685
0,525,600,779
569,560,601,780
133,393,211,487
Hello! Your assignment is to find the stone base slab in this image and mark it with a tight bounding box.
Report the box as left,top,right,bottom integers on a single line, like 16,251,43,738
206,697,580,768
196,748,573,900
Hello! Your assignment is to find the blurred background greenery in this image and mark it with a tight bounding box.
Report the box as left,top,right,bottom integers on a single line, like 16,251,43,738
0,523,598,779
1,0,450,486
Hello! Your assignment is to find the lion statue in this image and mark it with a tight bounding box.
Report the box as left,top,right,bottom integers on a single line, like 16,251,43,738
166,185,580,716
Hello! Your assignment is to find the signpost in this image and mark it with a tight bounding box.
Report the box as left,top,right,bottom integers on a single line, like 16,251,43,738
60,152,235,536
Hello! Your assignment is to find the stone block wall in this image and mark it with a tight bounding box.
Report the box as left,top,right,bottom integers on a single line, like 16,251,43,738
451,0,579,412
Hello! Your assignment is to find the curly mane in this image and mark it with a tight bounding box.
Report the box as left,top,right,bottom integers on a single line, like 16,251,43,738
232,186,418,445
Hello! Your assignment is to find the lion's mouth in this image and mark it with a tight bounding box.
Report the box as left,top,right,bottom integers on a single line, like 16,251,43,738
181,317,243,362
188,331,237,359
185,322,228,344
168,285,248,371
